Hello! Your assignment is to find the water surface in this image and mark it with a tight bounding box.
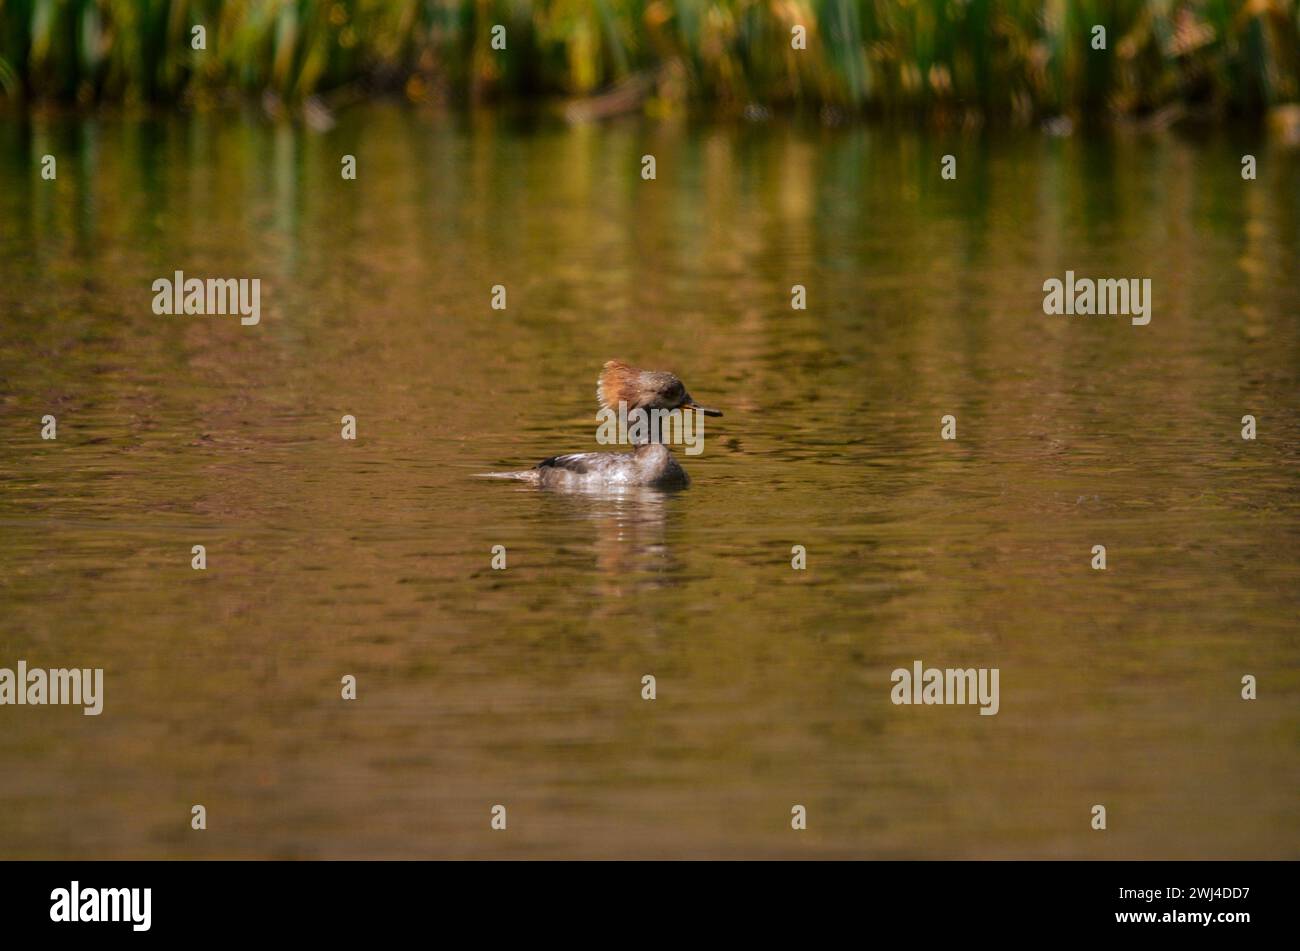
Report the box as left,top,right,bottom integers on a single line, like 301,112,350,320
1,106,1297,857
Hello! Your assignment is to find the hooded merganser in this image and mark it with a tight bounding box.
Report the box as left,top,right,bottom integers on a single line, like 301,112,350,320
481,360,722,488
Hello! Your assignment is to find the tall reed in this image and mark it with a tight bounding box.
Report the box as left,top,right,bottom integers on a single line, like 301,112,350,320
0,1,1295,116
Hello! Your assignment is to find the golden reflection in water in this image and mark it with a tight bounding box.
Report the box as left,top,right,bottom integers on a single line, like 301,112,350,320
0,107,1297,858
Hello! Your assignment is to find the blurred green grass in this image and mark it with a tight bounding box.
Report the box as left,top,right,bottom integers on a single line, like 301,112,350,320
0,0,1296,118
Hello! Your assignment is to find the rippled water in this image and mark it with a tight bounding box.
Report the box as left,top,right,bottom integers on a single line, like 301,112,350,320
1,106,1297,858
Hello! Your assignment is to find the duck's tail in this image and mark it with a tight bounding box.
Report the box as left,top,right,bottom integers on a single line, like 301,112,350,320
475,469,540,482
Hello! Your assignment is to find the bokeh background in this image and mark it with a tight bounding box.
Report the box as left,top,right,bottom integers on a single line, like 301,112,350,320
1,0,1298,121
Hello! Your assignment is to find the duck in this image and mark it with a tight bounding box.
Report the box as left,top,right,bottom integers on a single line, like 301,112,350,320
481,360,722,488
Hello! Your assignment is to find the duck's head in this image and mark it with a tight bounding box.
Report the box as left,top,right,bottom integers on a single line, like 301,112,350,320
597,360,723,417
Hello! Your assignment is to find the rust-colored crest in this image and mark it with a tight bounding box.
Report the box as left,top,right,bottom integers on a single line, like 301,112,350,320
597,360,640,411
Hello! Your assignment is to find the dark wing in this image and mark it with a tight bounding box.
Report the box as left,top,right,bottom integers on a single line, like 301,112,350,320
535,452,598,473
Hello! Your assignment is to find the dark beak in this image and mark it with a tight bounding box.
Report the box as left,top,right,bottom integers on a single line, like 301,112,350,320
682,398,723,417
